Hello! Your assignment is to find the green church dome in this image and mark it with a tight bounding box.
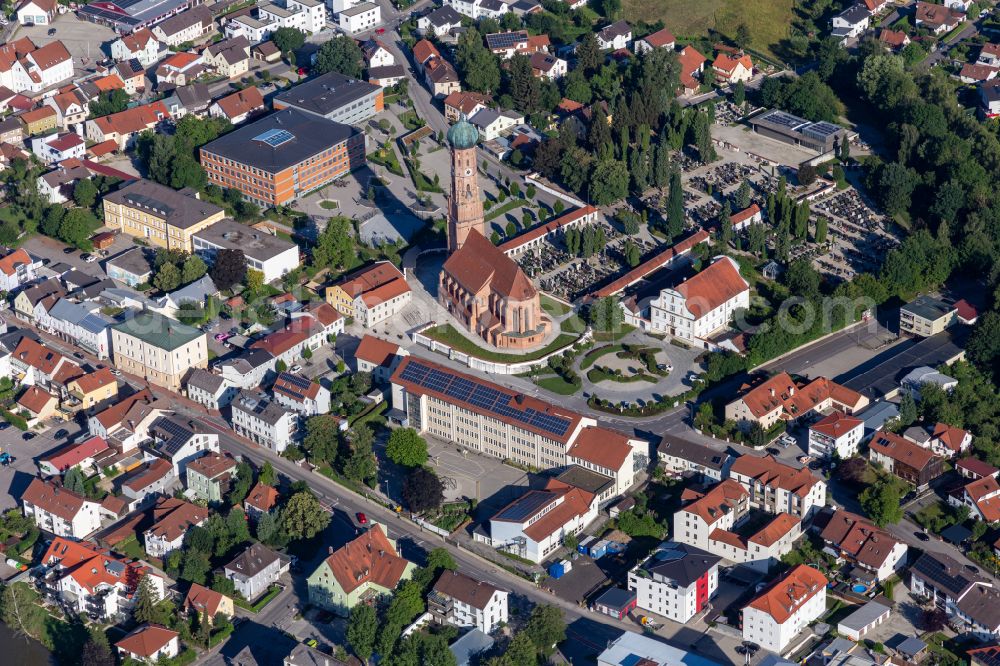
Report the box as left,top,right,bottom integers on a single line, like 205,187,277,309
447,113,479,149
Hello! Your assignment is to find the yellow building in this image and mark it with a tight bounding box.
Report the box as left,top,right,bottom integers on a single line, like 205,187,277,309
103,179,225,252
111,311,208,391
20,106,57,136
325,262,408,321
67,367,120,411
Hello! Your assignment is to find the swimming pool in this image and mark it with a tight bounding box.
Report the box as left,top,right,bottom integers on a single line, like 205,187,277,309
852,584,868,594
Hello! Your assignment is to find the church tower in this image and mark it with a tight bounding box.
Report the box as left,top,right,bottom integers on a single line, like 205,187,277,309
446,114,485,253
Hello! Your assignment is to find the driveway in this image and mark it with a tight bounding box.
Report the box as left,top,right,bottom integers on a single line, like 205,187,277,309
0,418,86,511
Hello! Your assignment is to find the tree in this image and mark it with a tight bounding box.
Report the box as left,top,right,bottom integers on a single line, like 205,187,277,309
255,511,281,546
747,422,767,448
313,217,353,270
342,425,377,484
73,178,98,208
89,88,129,117
182,254,207,284
59,208,98,249
81,637,115,666
898,392,917,428
64,466,86,494
814,216,828,244
525,604,566,657
133,573,157,624
968,311,1000,376
153,261,181,293
303,415,341,463
211,572,237,597
922,607,948,632
314,36,363,77
210,249,247,292
280,491,331,540
347,604,377,662
456,30,501,93
785,259,820,300
734,23,752,49
797,163,817,186
0,582,46,639
736,180,752,209
859,478,903,527
666,170,685,239
576,32,600,74
227,462,253,506
835,457,868,485
402,467,444,513
588,296,624,334
272,27,305,54
259,461,276,487
386,428,429,467
732,80,745,106
590,158,629,205
181,549,211,585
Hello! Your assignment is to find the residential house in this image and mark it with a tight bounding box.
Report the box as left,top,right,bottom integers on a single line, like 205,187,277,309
208,86,265,124
678,45,707,94
116,59,147,95
119,459,176,510
634,27,676,53
339,2,381,33
20,106,58,136
155,51,205,86
808,411,863,459
183,583,234,623
729,454,826,519
40,298,113,359
225,543,290,600
116,625,180,663
868,430,945,489
657,436,731,481
879,29,910,50
145,415,221,475
673,479,800,571
597,21,632,50
186,368,236,410
910,551,1000,639
564,425,639,500
16,0,56,25
909,422,973,457
38,538,166,621
901,365,958,398
4,40,74,93
243,482,279,520
725,373,869,431
38,436,112,477
915,2,962,33
85,101,170,151
948,475,1000,522
219,349,276,390
742,565,828,653
354,334,407,383
480,479,599,563
111,29,163,67
417,6,462,37
712,52,754,83
43,90,87,131
325,261,412,327
429,570,508,634
67,367,119,410
307,523,415,614
110,311,208,391
106,247,153,287
900,295,957,337
165,83,213,118
528,52,566,79
628,542,720,623
830,5,871,40
152,6,214,47
17,385,57,421
444,91,490,122
958,458,998,480
960,63,998,84
368,65,406,88
203,36,251,80
470,107,524,140
185,452,237,502
10,334,79,390
272,372,330,416
13,279,67,327
0,248,36,292
425,56,461,97
231,390,298,453
818,509,907,581
362,38,395,67
143,497,208,558
21,477,102,538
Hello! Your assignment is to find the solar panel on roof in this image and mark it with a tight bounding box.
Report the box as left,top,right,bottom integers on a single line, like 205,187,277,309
254,128,294,147
494,491,554,522
279,372,313,391
486,31,527,49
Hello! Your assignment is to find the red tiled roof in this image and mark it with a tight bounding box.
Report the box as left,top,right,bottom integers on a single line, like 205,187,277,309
810,411,862,438
443,90,490,116
674,256,748,319
122,458,173,493
870,430,939,471
678,45,707,88
273,372,321,402
69,366,117,395
0,248,31,276
334,261,407,301
499,205,597,253
116,625,178,658
442,230,536,301
184,583,227,617
146,497,207,543
25,40,70,72
568,425,632,470
94,73,125,92
413,39,440,64
879,29,909,47
735,373,864,420
641,27,676,48
22,477,92,522
731,454,822,498
556,98,584,113
820,509,901,569
954,299,978,323
957,457,998,478
92,101,169,138
354,334,400,367
20,105,56,124
322,524,410,594
680,479,748,525
42,537,152,593
933,422,970,453
750,513,800,547
40,436,110,473
731,203,761,225
186,452,236,479
17,386,55,415
713,52,752,74
592,229,709,298
523,480,594,541
94,389,154,429
214,86,264,119
244,482,278,513
747,564,827,624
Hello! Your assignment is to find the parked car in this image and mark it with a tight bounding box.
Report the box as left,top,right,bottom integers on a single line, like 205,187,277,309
356,512,367,525
375,27,386,34
53,429,68,439
290,364,302,374
779,434,796,447
915,531,930,542
73,352,84,359
62,247,74,254
110,369,122,376
47,27,56,35
22,432,35,440
766,447,781,456
82,253,97,263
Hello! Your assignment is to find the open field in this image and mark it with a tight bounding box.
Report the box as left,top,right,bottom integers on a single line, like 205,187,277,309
622,0,793,59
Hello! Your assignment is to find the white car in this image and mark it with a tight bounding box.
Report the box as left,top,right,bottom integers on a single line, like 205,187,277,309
110,368,122,376
779,435,797,447
290,364,302,374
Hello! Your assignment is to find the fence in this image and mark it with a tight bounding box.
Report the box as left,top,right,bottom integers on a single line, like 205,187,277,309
412,324,593,375
525,173,586,208
413,516,452,538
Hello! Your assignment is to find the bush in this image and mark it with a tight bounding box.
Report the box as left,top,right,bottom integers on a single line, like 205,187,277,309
2,410,28,431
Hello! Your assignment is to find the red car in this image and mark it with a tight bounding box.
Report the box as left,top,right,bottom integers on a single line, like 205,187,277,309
375,27,385,35
356,512,367,525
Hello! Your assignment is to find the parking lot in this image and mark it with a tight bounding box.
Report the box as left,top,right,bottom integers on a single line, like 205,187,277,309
16,12,118,81
0,418,86,511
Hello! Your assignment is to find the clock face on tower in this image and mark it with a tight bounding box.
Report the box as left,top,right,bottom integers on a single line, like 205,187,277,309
464,168,472,176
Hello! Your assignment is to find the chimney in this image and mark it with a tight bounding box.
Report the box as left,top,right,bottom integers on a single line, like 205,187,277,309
789,387,795,396
769,388,775,397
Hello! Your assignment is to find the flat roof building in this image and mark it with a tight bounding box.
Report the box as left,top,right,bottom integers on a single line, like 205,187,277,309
749,109,849,154
192,219,299,283
273,71,384,126
199,109,365,207
900,295,957,338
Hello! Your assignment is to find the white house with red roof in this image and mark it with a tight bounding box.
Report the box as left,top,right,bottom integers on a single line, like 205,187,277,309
565,425,639,500
272,370,330,416
21,477,102,538
634,27,676,54
110,29,163,68
729,454,827,519
484,478,600,562
712,52,753,84
725,373,869,431
0,247,37,292
325,261,411,328
116,625,179,663
819,509,906,581
38,537,165,620
38,436,112,477
647,256,750,347
31,132,85,165
957,457,998,480
144,497,208,558
9,41,74,93
354,334,408,383
808,411,863,459
16,0,56,25
925,422,973,457
949,475,1000,522
743,565,827,652
730,203,763,232
678,46,707,95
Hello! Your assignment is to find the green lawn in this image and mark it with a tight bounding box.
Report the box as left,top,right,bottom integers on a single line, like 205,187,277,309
423,322,583,363
579,344,625,370
540,294,572,317
536,375,581,395
593,324,635,342
319,200,339,210
484,199,523,223
622,0,793,60
234,585,282,612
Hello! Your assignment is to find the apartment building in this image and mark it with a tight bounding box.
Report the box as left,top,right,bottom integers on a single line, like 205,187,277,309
869,430,945,489
0,40,74,94
338,2,381,33
225,543,290,601
729,454,826,519
818,509,907,581
429,570,508,634
325,261,412,327
565,425,639,501
151,6,214,47
742,565,828,654
390,356,646,474
143,497,208,558
628,542,720,623
192,218,300,283
231,390,298,454
949,475,1000,522
808,411,864,459
103,179,225,252
85,101,171,151
146,415,221,476
186,452,238,502
657,436,731,481
200,108,366,207
110,29,162,67
725,373,869,432
21,477,102,538
354,334,407,383
272,372,330,416
900,295,957,337
274,71,384,126
910,551,1000,639
111,311,208,391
